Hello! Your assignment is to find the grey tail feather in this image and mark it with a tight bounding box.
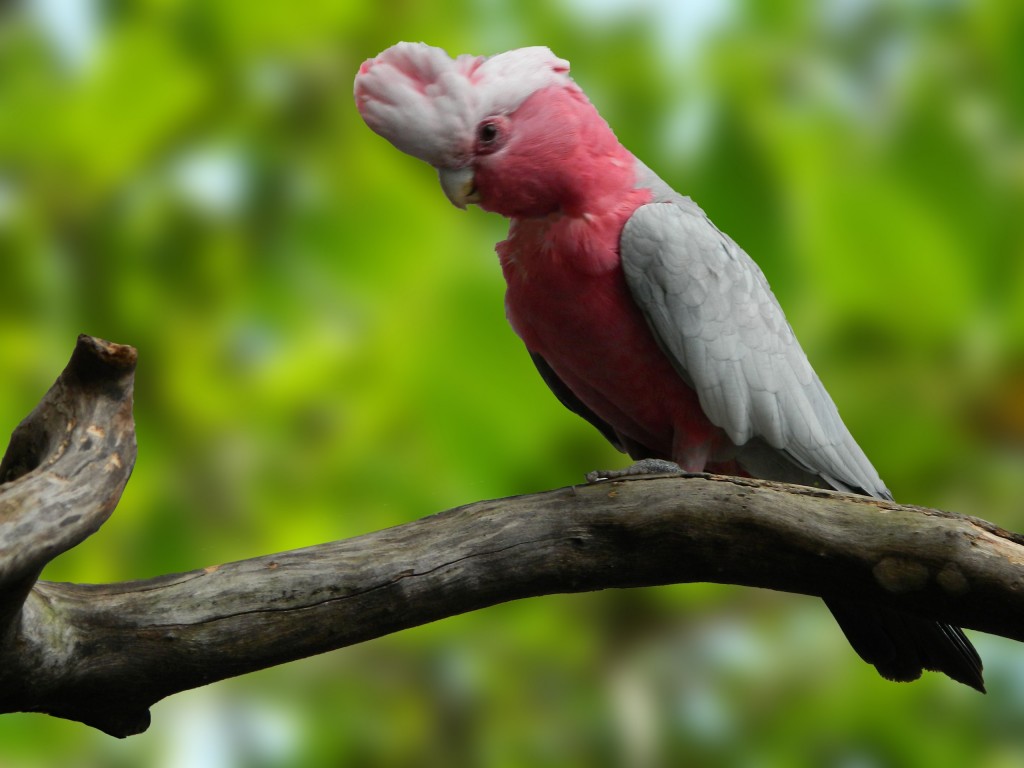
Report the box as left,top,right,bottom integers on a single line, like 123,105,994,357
738,442,985,691
824,597,985,692
528,358,986,691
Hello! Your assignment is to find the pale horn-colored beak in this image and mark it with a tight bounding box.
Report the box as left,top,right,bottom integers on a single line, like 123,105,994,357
438,166,480,209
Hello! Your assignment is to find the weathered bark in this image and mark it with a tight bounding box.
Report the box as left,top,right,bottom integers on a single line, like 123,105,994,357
1,336,1022,738
0,335,136,634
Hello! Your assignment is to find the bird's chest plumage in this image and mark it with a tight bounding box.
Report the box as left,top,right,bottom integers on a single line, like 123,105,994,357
499,214,630,351
497,209,720,458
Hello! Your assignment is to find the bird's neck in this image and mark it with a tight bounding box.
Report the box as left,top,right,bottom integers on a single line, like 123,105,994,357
498,178,652,279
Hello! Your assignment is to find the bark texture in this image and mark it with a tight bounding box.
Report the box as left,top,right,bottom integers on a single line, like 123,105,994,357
1,336,1022,737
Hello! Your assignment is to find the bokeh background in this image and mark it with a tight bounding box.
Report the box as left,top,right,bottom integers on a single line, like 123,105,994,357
2,0,1023,765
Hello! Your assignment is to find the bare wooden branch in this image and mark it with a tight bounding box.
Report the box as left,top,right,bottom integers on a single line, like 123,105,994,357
0,335,135,634
1,336,1023,738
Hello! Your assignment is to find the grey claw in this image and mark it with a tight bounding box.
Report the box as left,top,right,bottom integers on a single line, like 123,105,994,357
585,459,683,483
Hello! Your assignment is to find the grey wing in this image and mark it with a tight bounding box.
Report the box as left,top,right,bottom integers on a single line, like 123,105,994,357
620,200,891,499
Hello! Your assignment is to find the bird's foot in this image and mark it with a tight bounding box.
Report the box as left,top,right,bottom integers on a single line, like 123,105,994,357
585,459,686,484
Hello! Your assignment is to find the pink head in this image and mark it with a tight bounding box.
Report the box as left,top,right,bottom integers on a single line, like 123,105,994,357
355,43,631,219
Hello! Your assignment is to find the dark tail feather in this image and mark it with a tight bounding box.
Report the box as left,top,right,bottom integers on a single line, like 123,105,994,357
825,598,985,692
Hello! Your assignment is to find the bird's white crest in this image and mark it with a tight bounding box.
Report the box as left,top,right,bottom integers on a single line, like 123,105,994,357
354,42,572,168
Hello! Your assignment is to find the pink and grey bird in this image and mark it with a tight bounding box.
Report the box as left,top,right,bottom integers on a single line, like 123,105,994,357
354,42,984,690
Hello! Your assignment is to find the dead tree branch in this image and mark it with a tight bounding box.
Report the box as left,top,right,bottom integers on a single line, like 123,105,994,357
1,336,1022,738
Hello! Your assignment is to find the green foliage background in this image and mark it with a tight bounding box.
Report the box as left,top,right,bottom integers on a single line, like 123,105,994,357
2,0,1023,765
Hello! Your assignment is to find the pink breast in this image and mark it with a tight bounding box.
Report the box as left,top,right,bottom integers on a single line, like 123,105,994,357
499,212,727,466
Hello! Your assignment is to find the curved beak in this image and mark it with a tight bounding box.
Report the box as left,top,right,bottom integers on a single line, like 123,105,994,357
438,166,480,209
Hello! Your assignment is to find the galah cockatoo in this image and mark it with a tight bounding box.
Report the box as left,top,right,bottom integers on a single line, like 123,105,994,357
354,42,984,691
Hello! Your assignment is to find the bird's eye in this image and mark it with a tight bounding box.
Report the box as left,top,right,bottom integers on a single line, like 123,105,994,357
477,121,500,145
478,122,498,143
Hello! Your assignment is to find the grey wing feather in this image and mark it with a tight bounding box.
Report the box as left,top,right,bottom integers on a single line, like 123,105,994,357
620,169,985,691
620,196,891,500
